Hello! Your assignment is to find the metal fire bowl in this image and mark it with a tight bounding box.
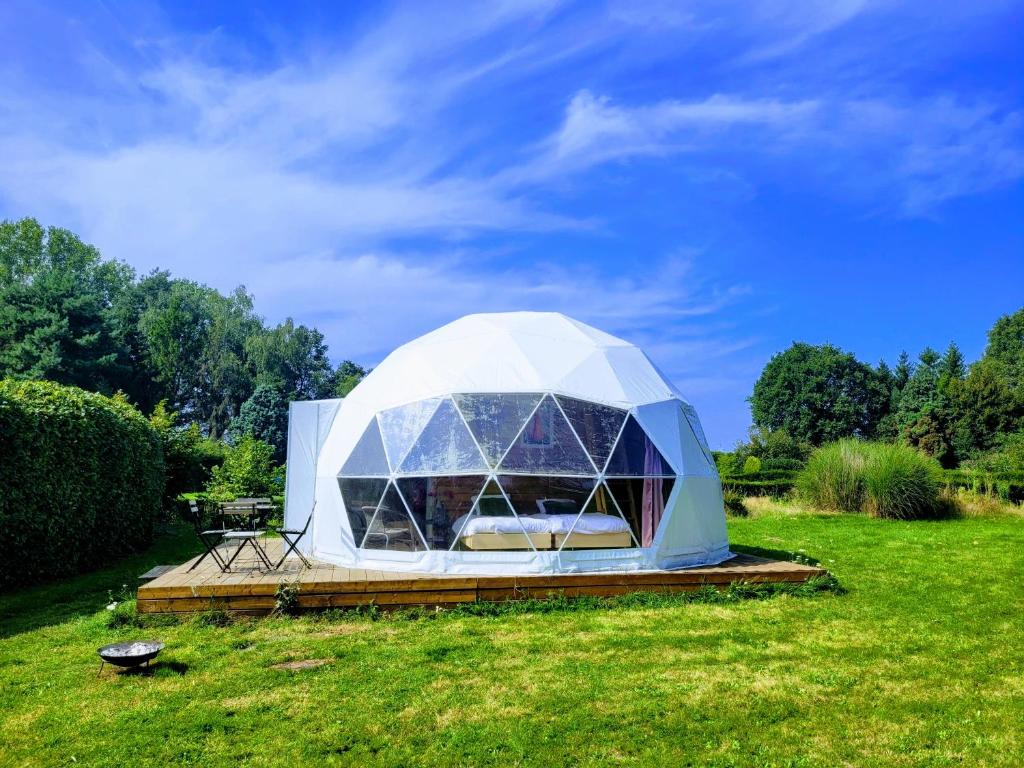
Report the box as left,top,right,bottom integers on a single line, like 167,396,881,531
98,640,165,668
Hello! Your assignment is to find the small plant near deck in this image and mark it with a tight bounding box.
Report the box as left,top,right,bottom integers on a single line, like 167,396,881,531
273,581,301,616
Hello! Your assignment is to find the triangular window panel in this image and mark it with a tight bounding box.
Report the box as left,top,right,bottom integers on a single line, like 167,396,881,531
399,398,488,475
361,482,428,552
448,482,536,552
558,482,639,551
378,397,443,471
396,475,488,550
339,417,390,476
555,396,627,470
453,393,543,467
338,477,388,547
606,477,675,548
498,395,596,475
604,415,674,476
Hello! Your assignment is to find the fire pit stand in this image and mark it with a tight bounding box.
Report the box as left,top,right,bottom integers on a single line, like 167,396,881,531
97,640,165,676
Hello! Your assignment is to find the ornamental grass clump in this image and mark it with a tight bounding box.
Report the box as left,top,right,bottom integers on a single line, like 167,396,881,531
797,439,867,512
862,443,941,519
797,440,941,519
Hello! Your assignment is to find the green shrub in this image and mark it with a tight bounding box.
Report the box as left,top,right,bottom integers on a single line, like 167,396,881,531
797,440,942,519
861,443,941,519
797,440,868,512
742,455,762,474
149,401,225,512
713,451,740,475
0,380,164,588
205,434,284,500
722,490,748,517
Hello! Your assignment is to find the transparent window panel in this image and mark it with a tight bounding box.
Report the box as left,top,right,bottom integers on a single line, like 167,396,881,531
338,477,388,547
448,479,538,552
396,475,487,550
555,396,627,470
559,482,638,550
453,393,544,467
606,477,675,547
605,415,674,476
361,482,428,552
498,395,595,475
497,475,595,517
339,417,390,477
399,398,488,474
378,397,442,471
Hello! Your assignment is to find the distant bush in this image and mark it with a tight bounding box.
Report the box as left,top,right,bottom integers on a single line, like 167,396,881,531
0,380,164,587
713,451,740,475
742,455,762,474
205,434,284,500
149,401,225,512
797,440,941,519
760,457,805,472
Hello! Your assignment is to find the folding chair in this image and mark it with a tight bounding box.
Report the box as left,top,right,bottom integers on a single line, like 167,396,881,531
275,505,314,569
188,500,232,572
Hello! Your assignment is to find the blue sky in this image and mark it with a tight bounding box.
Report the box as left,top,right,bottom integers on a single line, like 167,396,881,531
1,1,1022,448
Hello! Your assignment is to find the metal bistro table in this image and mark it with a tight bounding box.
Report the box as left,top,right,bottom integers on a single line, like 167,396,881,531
189,498,277,573
219,498,276,571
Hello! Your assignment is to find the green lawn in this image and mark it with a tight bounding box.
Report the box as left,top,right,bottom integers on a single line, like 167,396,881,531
1,508,1022,767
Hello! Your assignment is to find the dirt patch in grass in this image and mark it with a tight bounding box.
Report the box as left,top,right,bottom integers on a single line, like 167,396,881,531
271,658,332,671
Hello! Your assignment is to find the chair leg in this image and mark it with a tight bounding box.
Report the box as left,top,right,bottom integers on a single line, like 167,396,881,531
275,533,312,569
190,535,228,572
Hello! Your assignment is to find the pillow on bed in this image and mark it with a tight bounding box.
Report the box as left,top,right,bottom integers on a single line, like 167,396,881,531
536,498,578,515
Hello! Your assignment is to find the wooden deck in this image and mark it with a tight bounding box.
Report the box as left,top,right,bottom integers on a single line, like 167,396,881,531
137,539,827,615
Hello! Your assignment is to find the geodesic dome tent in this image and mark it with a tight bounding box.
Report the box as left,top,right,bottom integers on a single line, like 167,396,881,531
283,312,729,574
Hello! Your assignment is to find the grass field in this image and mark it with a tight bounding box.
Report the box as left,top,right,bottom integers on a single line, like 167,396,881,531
1,503,1022,767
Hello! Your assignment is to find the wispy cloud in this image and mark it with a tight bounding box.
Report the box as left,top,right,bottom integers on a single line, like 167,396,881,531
0,0,1020,446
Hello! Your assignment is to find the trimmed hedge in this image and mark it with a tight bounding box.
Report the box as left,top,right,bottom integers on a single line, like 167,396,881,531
720,477,795,497
941,469,1024,504
0,380,165,588
720,469,798,497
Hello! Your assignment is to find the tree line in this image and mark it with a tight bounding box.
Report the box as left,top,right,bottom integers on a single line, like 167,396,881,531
0,217,366,457
745,309,1024,469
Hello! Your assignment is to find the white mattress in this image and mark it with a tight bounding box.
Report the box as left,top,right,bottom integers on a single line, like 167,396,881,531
452,512,630,537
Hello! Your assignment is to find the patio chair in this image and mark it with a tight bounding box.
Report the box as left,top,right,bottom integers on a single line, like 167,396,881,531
274,503,314,569
188,499,232,572
363,505,417,550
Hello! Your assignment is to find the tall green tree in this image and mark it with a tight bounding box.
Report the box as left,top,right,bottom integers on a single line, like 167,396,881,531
332,360,368,397
229,383,290,461
982,307,1024,391
139,282,259,437
749,342,889,445
0,218,133,393
246,318,334,400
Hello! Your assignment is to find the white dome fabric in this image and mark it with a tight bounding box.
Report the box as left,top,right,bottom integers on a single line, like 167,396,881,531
286,312,730,574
